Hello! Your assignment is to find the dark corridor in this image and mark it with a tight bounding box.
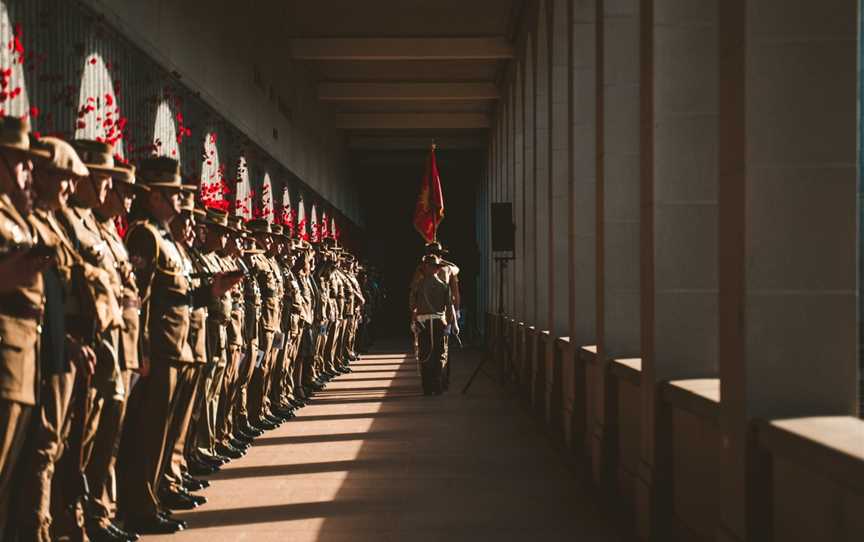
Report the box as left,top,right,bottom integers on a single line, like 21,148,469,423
353,148,485,340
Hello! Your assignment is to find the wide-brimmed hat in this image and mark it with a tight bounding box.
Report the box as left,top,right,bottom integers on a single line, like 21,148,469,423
226,215,247,236
425,241,448,255
112,161,140,189
246,218,272,235
31,136,89,178
70,139,126,177
422,254,441,265
136,156,194,190
179,191,205,216
202,206,236,231
0,116,50,159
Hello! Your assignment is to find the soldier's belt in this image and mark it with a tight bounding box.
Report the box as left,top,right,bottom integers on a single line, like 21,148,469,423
156,291,193,308
0,297,43,320
122,296,141,310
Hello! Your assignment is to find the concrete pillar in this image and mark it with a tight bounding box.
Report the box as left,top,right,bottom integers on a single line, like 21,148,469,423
548,0,571,337
636,0,720,537
591,0,640,480
525,34,538,325
515,60,526,322
717,1,859,540
535,0,551,331
571,0,597,347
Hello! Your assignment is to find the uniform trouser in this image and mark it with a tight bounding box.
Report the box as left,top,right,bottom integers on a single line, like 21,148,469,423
118,362,179,519
272,316,301,407
12,369,75,541
417,319,448,395
0,399,31,537
234,341,257,429
85,369,133,528
194,359,227,458
310,322,329,381
161,364,199,494
248,331,275,422
326,319,345,371
216,345,242,446
293,325,311,397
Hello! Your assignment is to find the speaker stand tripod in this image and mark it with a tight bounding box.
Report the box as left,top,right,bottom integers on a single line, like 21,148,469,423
462,255,513,394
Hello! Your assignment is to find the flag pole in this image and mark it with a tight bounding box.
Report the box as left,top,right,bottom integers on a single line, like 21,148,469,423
431,141,437,243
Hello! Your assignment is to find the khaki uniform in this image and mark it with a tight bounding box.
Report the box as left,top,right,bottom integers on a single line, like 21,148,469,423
85,214,140,528
119,217,199,519
160,242,207,495
217,255,245,444
193,250,232,457
293,269,314,397
325,269,346,372
57,205,124,475
0,206,61,542
312,263,337,378
273,262,303,407
247,253,282,422
235,255,261,428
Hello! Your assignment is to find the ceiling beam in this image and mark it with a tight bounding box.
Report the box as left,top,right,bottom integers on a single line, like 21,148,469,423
348,135,487,150
337,113,490,130
319,82,498,101
290,37,513,60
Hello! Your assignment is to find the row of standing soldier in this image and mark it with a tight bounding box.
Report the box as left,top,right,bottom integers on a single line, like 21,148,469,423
0,116,370,540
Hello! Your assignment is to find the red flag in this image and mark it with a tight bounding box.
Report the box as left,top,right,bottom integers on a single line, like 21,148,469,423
413,145,444,243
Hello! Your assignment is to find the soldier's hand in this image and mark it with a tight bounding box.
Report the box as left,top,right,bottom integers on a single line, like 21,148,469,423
67,337,97,376
0,248,52,294
212,271,244,298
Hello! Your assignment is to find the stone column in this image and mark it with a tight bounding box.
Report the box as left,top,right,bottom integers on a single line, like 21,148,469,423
591,0,641,480
637,0,720,537
549,0,572,337
718,1,859,540
524,34,538,325
514,60,526,322
571,0,597,347
535,0,551,331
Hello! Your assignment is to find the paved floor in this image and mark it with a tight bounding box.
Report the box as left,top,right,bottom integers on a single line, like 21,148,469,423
148,346,621,541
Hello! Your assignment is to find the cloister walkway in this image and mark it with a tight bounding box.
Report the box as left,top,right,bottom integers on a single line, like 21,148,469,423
149,345,621,541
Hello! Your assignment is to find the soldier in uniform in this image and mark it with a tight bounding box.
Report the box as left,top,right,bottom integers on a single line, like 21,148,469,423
245,219,285,430
196,207,247,461
234,226,264,437
157,190,210,511
119,157,238,534
411,241,461,388
273,231,302,417
12,136,99,541
216,215,254,448
409,254,452,396
311,243,338,387
292,240,315,405
0,117,51,536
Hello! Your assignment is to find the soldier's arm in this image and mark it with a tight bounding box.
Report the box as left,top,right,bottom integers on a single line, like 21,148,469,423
449,274,461,310
125,225,157,369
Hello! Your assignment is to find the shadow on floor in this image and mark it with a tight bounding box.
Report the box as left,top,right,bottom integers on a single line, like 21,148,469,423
252,429,412,446
207,457,393,481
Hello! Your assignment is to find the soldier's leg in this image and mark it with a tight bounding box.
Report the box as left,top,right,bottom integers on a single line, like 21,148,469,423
248,332,274,423
84,371,129,530
118,362,179,521
12,369,74,541
234,341,257,431
417,321,433,395
160,364,198,494
204,360,228,452
216,345,241,445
